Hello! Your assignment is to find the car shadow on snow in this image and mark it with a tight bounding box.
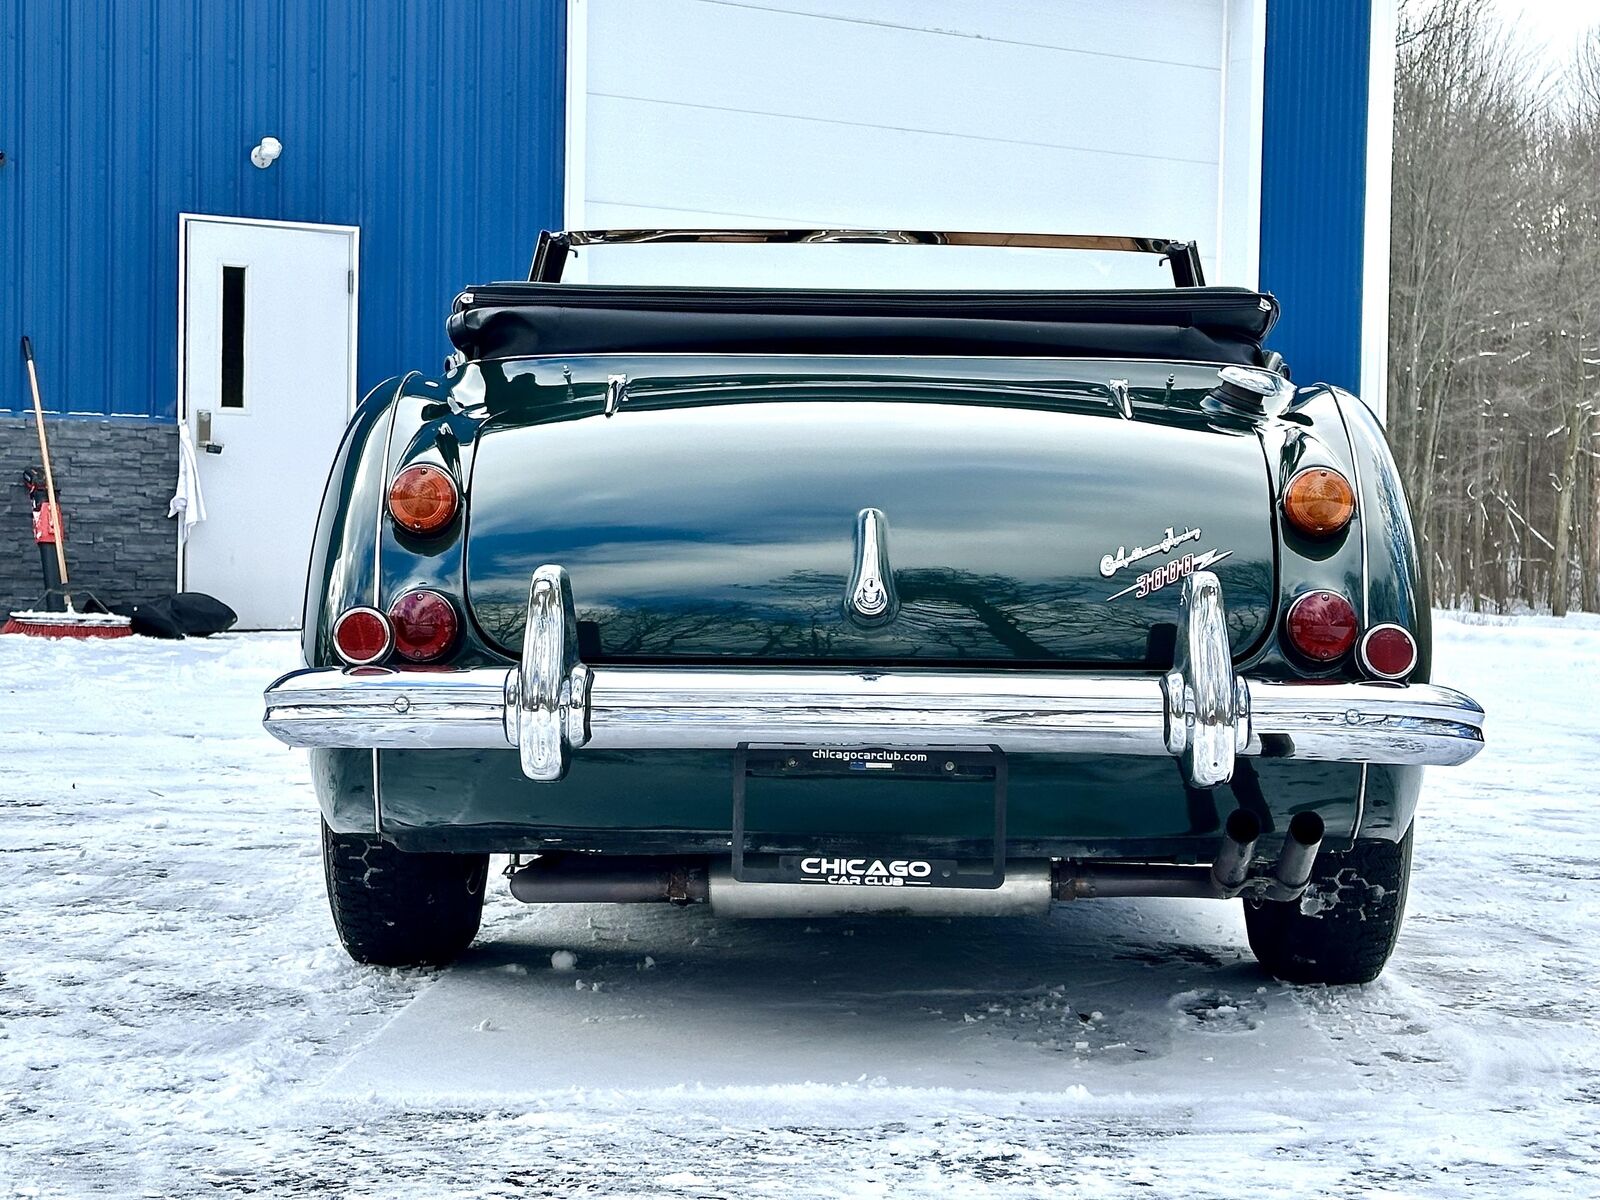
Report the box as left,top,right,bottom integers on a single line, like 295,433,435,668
324,896,1342,1098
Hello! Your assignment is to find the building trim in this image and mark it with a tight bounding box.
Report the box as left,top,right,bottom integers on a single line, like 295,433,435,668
1258,0,1374,396
1217,0,1268,288
1361,0,1396,420
563,0,589,234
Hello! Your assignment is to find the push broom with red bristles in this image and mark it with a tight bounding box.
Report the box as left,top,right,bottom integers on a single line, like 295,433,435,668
3,337,131,640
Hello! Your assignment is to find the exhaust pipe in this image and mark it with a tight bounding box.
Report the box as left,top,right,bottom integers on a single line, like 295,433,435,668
506,854,1052,915
507,854,708,905
506,809,1323,911
1258,810,1325,902
1056,806,1262,900
1209,808,1262,895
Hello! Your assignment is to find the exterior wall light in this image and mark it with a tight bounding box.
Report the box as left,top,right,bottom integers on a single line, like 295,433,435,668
250,137,283,169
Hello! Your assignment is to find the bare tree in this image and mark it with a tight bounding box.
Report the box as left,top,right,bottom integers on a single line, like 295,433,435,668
1388,3,1600,612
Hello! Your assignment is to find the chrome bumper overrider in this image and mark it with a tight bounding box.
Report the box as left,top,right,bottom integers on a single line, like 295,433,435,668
264,568,1485,787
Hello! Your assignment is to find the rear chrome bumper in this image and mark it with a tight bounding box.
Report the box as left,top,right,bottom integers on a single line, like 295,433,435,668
265,568,1485,787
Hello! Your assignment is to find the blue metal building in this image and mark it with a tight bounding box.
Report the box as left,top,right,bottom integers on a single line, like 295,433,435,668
0,0,1390,620
1,0,566,420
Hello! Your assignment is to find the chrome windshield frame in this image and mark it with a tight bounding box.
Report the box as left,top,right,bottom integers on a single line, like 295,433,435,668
528,229,1207,288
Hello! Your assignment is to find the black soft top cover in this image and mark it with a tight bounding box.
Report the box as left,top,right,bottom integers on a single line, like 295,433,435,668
446,284,1280,366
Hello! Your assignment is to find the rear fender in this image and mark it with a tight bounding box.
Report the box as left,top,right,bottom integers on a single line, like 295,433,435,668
300,373,408,668
301,368,501,670
1332,389,1432,679
1330,389,1431,844
302,368,492,835
1241,386,1366,680
372,369,504,667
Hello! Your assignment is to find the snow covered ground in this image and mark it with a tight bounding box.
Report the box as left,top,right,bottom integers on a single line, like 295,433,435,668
1,614,1596,1198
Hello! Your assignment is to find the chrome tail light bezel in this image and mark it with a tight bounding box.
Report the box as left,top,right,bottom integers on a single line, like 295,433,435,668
332,606,394,666
1358,622,1419,681
1282,589,1360,664
387,588,462,663
388,464,461,536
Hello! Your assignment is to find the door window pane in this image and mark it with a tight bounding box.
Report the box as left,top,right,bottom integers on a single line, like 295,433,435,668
221,265,246,409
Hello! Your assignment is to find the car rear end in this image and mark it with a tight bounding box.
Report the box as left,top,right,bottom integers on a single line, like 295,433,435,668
274,358,1477,877
266,231,1483,982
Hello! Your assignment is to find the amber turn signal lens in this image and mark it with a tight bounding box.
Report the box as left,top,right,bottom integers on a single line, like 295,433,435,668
1283,468,1355,537
388,590,459,662
389,465,459,535
1359,623,1418,680
332,607,392,665
1284,590,1358,663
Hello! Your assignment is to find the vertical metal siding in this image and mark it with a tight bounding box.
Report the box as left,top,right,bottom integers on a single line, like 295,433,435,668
1259,0,1371,394
0,0,565,419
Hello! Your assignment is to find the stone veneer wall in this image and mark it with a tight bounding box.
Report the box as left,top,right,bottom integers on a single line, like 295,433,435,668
0,417,176,613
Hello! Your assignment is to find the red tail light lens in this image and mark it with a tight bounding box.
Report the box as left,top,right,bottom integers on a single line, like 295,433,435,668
1284,590,1358,663
1283,468,1355,537
332,607,392,665
1359,623,1418,680
388,465,459,535
388,590,458,662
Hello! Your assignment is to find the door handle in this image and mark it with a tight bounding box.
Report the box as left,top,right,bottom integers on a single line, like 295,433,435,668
197,409,224,455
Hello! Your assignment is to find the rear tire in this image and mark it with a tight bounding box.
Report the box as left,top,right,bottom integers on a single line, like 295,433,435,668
321,820,490,967
1244,824,1413,985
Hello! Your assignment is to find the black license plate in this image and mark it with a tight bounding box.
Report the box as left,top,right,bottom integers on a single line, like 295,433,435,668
731,744,1006,890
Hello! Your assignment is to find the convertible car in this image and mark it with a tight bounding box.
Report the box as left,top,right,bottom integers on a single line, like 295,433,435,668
263,229,1485,985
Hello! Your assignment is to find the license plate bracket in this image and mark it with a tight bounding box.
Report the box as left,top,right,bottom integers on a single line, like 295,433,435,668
731,743,1006,890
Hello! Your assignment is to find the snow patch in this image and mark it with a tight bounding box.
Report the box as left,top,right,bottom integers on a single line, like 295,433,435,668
1,619,1596,1195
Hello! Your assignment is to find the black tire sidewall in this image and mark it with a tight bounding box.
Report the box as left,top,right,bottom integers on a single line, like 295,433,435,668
321,820,489,967
1244,822,1415,986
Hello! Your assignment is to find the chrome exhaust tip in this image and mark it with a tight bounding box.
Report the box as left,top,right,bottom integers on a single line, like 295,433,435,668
1209,807,1263,897
1257,810,1326,902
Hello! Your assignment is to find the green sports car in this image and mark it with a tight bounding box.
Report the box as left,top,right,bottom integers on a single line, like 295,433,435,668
264,229,1485,985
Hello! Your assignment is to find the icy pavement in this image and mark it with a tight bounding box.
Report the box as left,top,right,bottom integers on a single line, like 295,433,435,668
1,616,1597,1197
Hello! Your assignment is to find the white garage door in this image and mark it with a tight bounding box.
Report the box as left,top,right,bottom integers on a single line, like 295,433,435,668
571,0,1263,287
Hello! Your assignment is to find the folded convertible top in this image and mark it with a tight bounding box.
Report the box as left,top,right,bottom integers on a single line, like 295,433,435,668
446,284,1281,366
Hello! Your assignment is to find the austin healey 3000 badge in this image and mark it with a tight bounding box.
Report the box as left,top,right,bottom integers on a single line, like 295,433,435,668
1101,525,1231,601
1100,525,1202,577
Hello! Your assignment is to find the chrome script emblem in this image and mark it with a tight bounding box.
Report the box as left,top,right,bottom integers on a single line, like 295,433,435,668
1107,547,1233,602
845,507,898,627
1099,525,1202,578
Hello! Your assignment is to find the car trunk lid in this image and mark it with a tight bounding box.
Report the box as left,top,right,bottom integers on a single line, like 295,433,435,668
463,372,1276,666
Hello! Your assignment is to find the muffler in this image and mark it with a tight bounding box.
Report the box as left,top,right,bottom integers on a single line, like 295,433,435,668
505,853,1053,915
507,854,708,905
706,861,1053,918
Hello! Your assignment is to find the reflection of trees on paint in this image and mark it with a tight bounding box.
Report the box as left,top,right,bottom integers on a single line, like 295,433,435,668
471,561,1272,666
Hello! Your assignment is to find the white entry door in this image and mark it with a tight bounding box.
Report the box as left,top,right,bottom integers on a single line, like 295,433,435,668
180,216,358,630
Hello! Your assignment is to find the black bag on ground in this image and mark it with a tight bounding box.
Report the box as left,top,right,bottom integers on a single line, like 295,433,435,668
111,592,238,639
168,592,238,636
